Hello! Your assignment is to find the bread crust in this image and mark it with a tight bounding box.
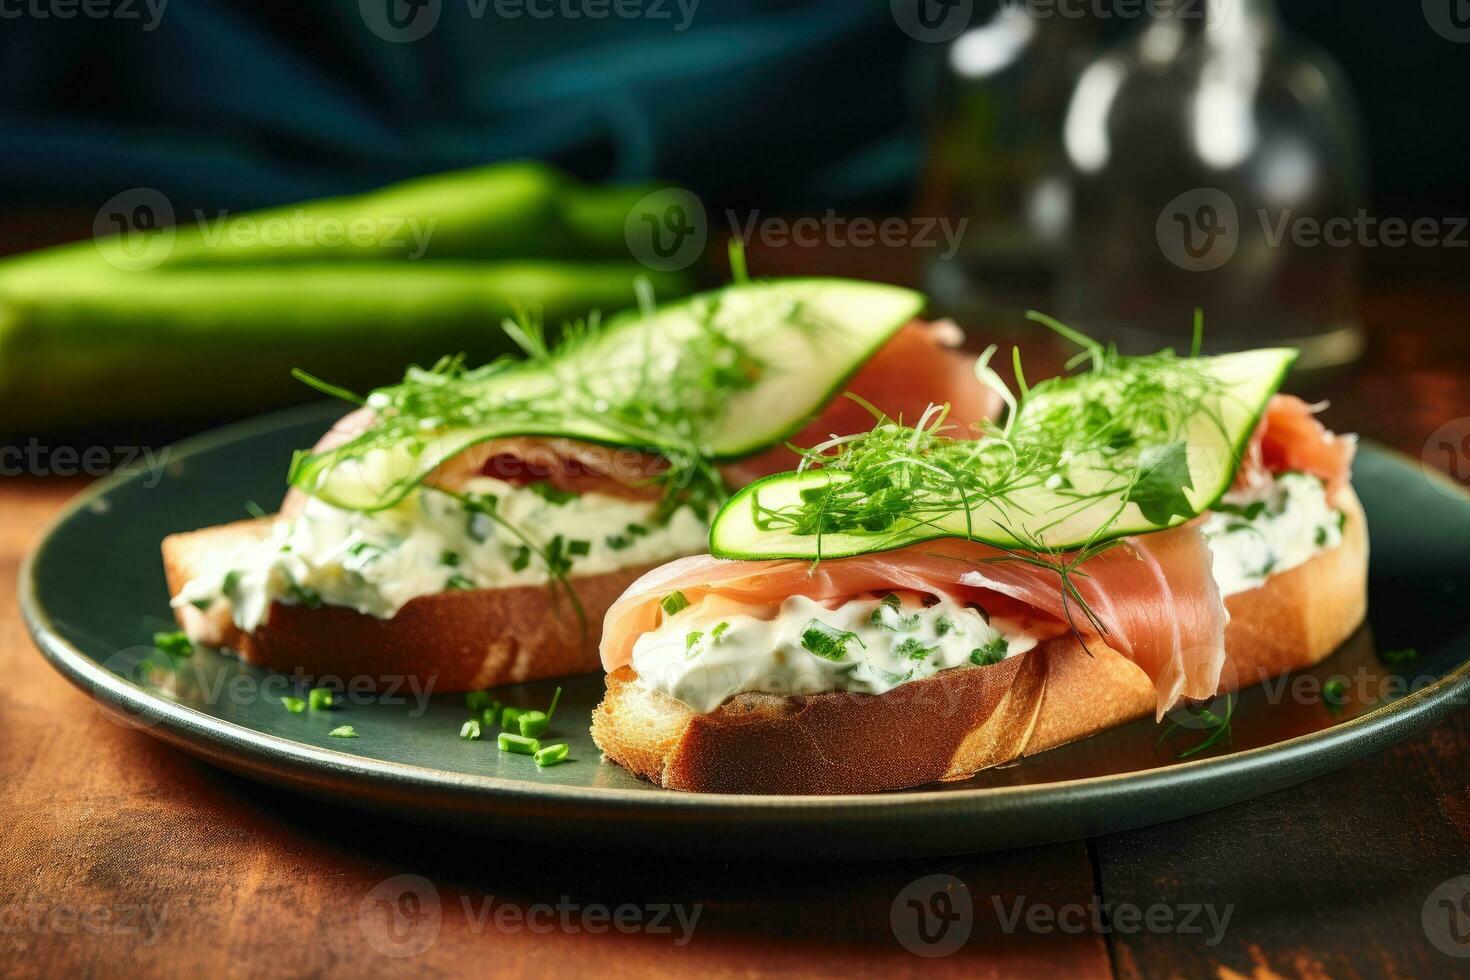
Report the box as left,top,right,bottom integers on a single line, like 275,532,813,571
162,519,662,691
591,488,1369,794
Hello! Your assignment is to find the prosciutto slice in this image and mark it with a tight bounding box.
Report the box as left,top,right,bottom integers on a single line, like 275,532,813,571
600,526,1227,716
1236,394,1356,497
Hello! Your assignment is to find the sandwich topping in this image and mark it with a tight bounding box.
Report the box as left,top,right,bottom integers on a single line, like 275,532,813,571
1201,471,1343,597
172,477,707,631
630,592,1044,713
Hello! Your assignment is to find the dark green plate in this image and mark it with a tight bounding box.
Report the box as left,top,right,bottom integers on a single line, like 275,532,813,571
21,403,1470,859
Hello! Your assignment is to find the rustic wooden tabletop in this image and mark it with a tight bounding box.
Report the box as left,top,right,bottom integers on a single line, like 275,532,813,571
2,238,1468,978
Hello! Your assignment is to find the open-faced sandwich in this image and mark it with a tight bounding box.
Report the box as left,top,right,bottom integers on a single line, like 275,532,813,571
163,276,999,690
591,323,1367,793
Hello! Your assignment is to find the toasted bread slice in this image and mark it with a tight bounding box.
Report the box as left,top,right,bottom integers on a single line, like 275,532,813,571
590,488,1368,794
162,518,663,691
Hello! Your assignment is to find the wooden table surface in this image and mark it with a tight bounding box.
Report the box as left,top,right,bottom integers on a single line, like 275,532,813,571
3,255,1469,978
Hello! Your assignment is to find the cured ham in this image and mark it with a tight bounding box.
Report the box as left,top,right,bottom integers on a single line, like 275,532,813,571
719,320,1000,485
600,526,1227,716
1236,394,1356,497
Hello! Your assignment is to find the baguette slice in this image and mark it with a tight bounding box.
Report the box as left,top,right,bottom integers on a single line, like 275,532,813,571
162,518,662,691
590,487,1368,794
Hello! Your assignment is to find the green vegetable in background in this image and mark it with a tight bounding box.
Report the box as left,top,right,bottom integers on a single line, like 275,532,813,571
0,161,698,433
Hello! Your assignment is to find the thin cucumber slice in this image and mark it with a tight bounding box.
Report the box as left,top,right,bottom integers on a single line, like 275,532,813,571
710,347,1297,558
293,278,924,511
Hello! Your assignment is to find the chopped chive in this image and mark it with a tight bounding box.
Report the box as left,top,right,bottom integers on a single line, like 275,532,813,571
500,706,524,730
527,481,577,505
710,621,731,641
286,580,323,609
244,499,269,520
801,619,864,661
935,615,956,636
466,690,493,713
534,743,570,767
189,598,213,612
152,630,194,657
626,523,648,538
328,725,358,738
685,631,704,657
661,591,690,616
567,539,591,557
1315,526,1328,546
970,636,1007,666
441,550,461,567
546,686,563,721
445,573,474,591
460,719,482,740
308,688,334,711
605,534,631,551
510,546,532,572
1382,647,1419,665
281,696,306,714
518,710,549,738
498,732,540,755
869,594,919,631
895,637,936,661
479,704,503,728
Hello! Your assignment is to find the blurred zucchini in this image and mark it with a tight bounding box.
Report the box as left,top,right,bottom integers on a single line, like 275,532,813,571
0,262,688,433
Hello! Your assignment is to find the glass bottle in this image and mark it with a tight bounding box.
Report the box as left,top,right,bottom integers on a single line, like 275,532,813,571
918,3,1099,330
1057,0,1365,368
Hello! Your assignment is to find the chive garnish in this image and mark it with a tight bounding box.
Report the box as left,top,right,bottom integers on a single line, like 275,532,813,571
510,546,532,572
710,621,731,641
1382,647,1419,665
328,725,358,738
527,481,577,505
445,573,474,591
685,631,704,657
441,550,461,567
895,637,936,661
281,696,305,714
969,636,1007,666
466,690,493,713
534,743,570,767
661,591,691,616
546,686,563,721
801,620,864,661
308,688,334,711
460,719,482,740
500,706,524,731
518,710,549,738
152,630,193,657
567,539,591,557
498,732,540,755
